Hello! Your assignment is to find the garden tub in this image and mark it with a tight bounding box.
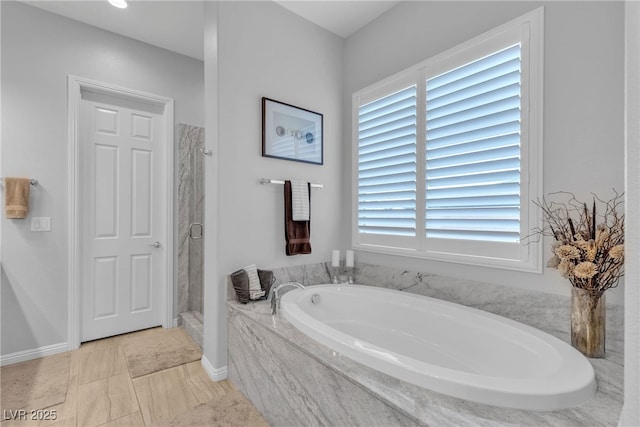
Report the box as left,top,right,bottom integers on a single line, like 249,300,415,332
280,284,596,410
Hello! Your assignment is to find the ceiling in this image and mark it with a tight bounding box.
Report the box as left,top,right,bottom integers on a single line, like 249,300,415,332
20,1,399,61
275,1,398,39
21,1,207,60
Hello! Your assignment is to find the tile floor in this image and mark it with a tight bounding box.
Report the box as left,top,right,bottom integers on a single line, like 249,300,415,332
1,328,269,426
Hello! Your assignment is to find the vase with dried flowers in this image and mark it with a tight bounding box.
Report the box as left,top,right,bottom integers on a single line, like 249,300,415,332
530,191,624,358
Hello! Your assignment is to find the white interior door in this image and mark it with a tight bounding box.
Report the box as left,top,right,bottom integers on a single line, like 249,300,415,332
80,90,165,342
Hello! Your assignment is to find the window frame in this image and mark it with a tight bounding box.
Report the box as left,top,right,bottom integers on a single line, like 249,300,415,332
351,7,544,272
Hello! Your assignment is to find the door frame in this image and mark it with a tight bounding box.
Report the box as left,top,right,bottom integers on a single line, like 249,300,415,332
67,75,175,349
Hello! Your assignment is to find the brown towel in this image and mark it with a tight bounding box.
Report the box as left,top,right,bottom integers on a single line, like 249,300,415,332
4,177,31,219
230,269,251,304
258,269,276,296
284,180,311,255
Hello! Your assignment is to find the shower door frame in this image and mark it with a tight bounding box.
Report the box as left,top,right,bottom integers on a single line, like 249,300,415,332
66,75,175,350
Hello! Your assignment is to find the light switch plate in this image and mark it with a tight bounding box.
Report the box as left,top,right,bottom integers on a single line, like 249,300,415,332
31,217,51,232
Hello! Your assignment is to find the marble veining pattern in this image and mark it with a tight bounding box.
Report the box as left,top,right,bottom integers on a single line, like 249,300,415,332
228,306,421,427
180,311,204,349
226,262,332,302
227,262,624,426
354,263,624,355
270,262,332,287
177,124,205,316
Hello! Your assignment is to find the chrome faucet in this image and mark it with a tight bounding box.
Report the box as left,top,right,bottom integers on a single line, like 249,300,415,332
269,281,305,315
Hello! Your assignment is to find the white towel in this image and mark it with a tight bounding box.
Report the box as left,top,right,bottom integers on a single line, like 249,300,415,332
291,180,309,221
244,264,265,300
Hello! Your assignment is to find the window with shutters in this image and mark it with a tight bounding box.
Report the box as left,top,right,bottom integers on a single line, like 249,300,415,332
358,84,417,244
352,8,543,272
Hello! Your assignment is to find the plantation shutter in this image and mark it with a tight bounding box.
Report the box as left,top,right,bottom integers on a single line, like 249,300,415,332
358,86,417,237
425,45,522,243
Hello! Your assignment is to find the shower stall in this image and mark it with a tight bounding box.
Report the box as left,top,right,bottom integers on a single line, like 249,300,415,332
177,123,205,348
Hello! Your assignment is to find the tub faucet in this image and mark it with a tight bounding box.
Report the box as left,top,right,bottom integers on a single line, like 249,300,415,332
269,281,305,315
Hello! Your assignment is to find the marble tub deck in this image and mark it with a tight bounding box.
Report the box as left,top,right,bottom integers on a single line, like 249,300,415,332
227,285,623,426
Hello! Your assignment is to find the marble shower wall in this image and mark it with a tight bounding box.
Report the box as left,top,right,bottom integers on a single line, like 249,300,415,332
177,124,205,315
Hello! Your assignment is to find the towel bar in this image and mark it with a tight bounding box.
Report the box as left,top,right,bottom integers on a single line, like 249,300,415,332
259,178,323,189
0,178,38,186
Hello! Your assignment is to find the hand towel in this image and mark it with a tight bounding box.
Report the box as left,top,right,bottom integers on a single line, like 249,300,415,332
244,264,265,300
230,269,251,304
258,269,276,297
284,180,312,255
4,177,31,219
291,180,310,221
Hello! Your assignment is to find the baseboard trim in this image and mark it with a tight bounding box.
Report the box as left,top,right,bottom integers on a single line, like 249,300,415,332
201,355,228,381
0,342,69,366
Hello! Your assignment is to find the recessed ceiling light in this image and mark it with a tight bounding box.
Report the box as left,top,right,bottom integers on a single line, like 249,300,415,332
108,0,127,9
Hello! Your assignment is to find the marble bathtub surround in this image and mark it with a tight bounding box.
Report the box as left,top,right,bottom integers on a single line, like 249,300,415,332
270,261,332,285
240,261,623,352
177,123,205,316
227,262,624,426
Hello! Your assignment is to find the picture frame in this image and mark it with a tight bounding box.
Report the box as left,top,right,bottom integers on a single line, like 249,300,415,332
262,97,323,165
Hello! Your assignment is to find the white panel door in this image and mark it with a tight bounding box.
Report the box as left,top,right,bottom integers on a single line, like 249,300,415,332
80,91,165,342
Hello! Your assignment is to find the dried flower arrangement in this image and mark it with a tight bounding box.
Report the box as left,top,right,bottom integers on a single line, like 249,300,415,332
530,191,625,298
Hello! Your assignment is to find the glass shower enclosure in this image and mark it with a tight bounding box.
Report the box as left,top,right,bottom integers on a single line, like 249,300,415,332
177,123,205,348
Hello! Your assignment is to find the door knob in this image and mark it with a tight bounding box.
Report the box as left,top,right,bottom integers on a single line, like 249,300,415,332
150,241,161,248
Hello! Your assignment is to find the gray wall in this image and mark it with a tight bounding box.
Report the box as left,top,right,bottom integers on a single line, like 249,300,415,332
217,1,344,275
0,1,204,357
203,1,222,370
343,1,625,304
203,1,344,370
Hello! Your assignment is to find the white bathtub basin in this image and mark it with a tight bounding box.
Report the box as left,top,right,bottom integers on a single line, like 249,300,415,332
280,284,596,410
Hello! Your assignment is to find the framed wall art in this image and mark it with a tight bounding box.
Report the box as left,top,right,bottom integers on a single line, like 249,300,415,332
262,97,323,165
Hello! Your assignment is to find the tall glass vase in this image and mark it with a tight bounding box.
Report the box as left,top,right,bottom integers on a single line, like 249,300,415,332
570,287,605,358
